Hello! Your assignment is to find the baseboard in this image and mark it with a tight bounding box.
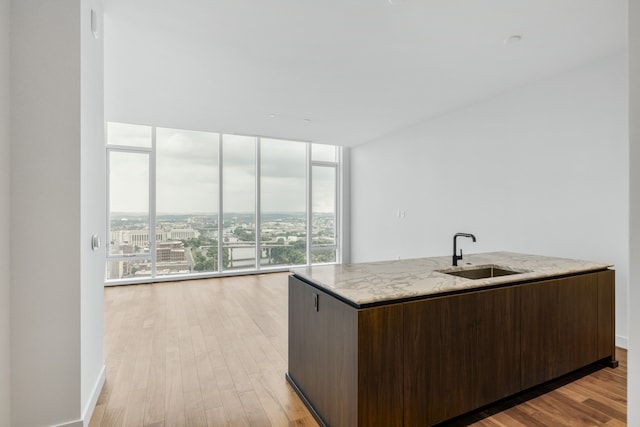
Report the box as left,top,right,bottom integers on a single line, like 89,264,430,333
82,365,106,427
616,335,628,349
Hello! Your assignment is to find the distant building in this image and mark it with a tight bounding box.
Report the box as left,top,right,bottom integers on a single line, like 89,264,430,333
110,228,198,249
157,241,186,262
169,228,200,240
129,229,169,246
107,260,123,280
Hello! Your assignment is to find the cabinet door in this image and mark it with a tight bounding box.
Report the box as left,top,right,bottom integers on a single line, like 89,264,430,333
520,274,598,389
358,305,404,427
288,276,358,427
403,286,520,426
596,270,616,361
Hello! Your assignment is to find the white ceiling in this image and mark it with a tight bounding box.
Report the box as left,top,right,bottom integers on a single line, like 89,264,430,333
104,0,627,147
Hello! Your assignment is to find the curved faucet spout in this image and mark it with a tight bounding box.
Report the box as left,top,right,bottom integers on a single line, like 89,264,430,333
453,233,477,266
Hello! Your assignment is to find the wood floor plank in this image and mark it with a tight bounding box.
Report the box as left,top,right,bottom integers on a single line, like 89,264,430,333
604,419,628,427
238,389,271,424
190,324,223,411
205,406,229,427
557,386,627,422
164,286,186,427
248,373,294,426
121,388,147,427
92,273,627,427
219,387,251,426
88,403,106,427
142,290,166,425
481,411,531,427
583,398,627,423
100,406,125,427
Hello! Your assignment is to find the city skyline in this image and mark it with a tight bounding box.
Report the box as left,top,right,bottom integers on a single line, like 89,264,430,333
107,211,336,280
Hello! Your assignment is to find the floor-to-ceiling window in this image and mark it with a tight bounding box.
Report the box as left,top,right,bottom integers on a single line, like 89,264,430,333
222,135,257,271
260,138,308,267
311,144,339,263
156,127,219,276
106,122,152,280
106,122,342,283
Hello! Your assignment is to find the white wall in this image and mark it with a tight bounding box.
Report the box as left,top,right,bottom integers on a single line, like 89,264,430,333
0,0,10,424
628,0,639,423
81,0,106,423
10,0,104,425
10,1,81,424
351,54,629,346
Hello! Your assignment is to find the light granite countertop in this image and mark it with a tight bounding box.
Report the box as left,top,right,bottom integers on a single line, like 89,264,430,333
290,251,613,307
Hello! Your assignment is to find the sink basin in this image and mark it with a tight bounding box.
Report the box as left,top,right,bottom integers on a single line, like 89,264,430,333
437,264,524,280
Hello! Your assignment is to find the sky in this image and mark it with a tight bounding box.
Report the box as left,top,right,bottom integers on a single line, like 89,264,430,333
108,123,337,214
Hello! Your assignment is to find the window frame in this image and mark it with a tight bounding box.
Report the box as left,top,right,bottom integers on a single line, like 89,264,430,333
309,149,340,265
106,143,154,280
105,122,343,285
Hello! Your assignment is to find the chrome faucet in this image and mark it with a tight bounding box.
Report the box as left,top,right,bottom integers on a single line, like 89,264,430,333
452,233,476,266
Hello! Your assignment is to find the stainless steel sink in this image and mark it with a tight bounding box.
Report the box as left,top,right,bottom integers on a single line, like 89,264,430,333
437,265,525,280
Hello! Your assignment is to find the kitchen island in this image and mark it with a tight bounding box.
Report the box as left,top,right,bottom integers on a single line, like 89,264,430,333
287,252,617,427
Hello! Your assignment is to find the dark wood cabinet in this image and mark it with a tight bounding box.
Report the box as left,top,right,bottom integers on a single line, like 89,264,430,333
521,273,597,388
404,286,520,426
356,304,404,426
288,276,359,426
596,270,616,361
520,270,615,389
287,269,616,427
288,276,404,426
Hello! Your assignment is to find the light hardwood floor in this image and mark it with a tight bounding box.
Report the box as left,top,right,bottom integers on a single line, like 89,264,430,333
90,272,627,427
